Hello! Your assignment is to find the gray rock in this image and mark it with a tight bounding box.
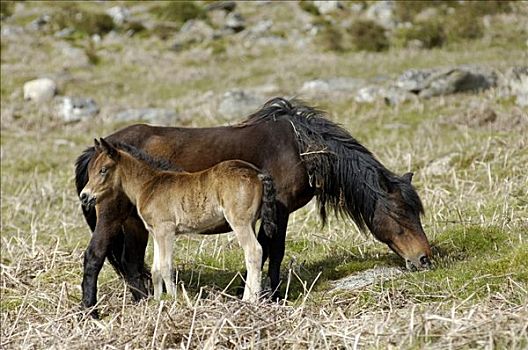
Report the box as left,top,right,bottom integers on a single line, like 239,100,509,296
55,42,90,67
114,108,178,124
218,90,264,119
23,78,57,102
354,85,415,105
301,77,365,94
106,6,130,26
225,12,245,32
365,1,395,29
1,25,24,37
58,96,99,122
54,28,75,38
396,66,497,98
313,1,342,15
424,153,457,176
178,19,214,44
500,66,528,107
332,267,402,291
28,15,50,31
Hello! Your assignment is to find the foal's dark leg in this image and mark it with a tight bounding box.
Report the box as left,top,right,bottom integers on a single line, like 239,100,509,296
121,215,151,300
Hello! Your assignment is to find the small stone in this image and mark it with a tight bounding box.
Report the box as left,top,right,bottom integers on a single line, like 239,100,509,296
58,96,99,123
225,12,245,32
23,78,57,102
313,1,342,15
106,6,130,26
424,153,457,176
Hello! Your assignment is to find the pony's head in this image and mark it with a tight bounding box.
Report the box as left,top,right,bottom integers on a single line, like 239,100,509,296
371,172,432,270
80,138,121,210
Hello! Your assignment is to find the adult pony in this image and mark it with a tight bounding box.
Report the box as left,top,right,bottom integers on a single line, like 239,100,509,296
81,139,276,302
75,98,432,315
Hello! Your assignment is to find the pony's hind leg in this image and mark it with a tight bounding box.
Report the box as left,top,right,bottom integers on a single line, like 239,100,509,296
158,231,176,297
232,225,262,302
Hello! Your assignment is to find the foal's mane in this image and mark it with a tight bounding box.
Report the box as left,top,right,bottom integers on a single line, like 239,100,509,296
240,97,424,231
113,142,183,172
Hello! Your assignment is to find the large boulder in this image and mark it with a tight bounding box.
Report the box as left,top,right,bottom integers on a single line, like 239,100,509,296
500,66,528,107
396,66,497,98
23,78,57,102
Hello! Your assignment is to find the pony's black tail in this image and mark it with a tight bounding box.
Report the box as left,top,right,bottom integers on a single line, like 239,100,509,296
258,173,277,238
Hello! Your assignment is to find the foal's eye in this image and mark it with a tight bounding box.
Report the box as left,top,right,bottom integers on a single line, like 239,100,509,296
100,167,107,175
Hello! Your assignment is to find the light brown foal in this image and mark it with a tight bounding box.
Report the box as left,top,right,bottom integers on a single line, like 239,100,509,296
80,138,276,302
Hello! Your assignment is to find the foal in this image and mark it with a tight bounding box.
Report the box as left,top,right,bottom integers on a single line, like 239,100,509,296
80,138,276,302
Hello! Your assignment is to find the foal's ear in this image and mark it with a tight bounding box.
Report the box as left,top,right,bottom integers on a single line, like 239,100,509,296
99,138,118,159
402,172,414,183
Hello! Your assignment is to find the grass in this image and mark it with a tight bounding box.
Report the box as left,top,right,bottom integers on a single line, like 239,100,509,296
1,1,528,349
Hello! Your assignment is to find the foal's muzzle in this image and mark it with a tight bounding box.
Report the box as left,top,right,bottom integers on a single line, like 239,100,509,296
80,192,96,209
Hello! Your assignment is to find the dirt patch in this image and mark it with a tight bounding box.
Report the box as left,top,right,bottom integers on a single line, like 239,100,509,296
331,266,403,291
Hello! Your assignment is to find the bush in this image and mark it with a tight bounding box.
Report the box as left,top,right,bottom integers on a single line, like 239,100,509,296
393,21,446,49
347,19,388,52
299,1,320,16
315,21,344,52
0,1,14,19
51,6,114,36
150,2,205,25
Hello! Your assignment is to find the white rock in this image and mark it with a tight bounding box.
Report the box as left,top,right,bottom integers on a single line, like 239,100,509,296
106,6,130,25
313,1,342,15
58,96,99,123
332,267,402,290
23,78,57,102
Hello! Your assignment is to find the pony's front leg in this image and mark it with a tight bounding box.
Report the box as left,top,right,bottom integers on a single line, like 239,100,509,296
234,225,262,302
82,219,122,318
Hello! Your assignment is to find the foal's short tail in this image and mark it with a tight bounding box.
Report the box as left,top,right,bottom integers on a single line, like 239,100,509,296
258,173,277,238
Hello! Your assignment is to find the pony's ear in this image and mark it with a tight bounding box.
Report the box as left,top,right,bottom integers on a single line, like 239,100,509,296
402,172,414,183
378,172,396,194
99,138,118,159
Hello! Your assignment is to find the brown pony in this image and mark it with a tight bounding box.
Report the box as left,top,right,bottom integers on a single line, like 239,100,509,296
75,98,432,316
80,138,277,302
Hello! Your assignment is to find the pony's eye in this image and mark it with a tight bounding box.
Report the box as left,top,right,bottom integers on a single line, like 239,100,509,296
100,167,107,175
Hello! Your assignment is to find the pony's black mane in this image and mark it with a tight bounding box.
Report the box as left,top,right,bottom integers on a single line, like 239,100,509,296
113,142,183,172
243,97,424,231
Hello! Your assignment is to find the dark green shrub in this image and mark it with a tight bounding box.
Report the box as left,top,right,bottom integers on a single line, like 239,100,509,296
0,1,14,19
315,21,344,52
393,0,457,22
299,1,320,16
51,6,114,36
347,19,388,52
150,2,205,25
393,21,446,49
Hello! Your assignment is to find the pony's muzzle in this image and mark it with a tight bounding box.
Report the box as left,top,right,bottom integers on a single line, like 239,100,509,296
406,254,432,271
80,191,96,209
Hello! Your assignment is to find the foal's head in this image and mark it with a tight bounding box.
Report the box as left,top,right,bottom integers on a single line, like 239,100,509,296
80,138,122,210
371,172,432,271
